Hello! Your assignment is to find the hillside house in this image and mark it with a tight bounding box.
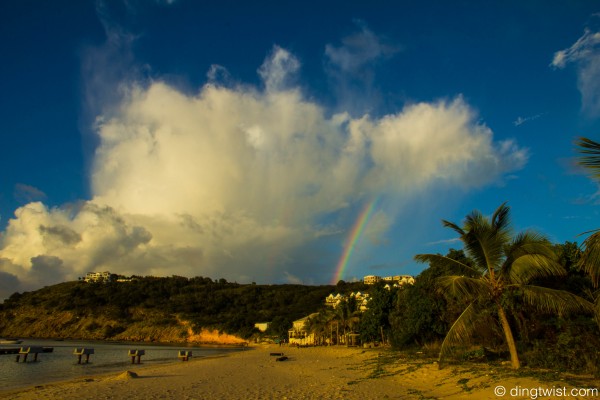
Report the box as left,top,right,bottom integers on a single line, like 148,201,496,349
325,292,370,312
83,271,112,283
364,274,415,286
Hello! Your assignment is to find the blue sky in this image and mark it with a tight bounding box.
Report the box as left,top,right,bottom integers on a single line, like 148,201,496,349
2,0,600,298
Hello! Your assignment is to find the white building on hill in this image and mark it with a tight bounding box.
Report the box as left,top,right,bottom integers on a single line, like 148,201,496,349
325,291,370,312
363,274,415,286
83,271,112,283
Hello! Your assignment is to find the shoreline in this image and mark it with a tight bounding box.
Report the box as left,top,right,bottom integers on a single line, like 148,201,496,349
0,351,237,397
0,339,244,393
2,344,597,400
3,336,250,348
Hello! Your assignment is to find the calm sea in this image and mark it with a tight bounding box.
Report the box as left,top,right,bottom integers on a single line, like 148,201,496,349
0,339,241,391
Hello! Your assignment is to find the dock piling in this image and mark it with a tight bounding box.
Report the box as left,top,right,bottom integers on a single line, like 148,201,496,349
15,347,44,363
127,349,145,364
178,350,192,361
73,348,94,364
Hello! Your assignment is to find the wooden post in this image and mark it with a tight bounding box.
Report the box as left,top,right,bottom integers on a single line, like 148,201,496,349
17,347,44,362
178,350,192,361
128,349,144,364
74,348,94,364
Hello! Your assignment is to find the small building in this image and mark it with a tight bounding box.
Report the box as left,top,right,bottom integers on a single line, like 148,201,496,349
363,275,381,285
397,275,415,286
364,274,415,286
83,271,112,283
254,322,270,333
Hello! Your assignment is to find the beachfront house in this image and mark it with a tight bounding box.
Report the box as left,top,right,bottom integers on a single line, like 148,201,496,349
288,313,318,346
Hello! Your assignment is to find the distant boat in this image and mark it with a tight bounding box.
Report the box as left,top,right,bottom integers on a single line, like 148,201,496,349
0,338,23,344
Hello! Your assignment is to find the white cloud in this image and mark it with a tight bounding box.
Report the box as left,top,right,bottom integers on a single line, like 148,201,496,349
0,47,528,296
551,29,600,68
325,21,399,73
14,183,47,203
324,21,400,114
258,46,300,93
552,28,600,117
513,113,544,126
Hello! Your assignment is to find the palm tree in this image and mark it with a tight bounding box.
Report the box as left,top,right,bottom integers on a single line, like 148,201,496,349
305,308,335,345
415,203,593,369
576,137,600,288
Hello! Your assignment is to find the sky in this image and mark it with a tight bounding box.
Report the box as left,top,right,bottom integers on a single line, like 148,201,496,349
2,0,600,299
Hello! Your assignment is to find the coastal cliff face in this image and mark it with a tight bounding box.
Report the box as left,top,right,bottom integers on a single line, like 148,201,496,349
0,305,245,345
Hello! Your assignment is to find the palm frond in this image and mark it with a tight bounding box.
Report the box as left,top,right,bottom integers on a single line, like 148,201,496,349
519,285,594,316
500,231,563,283
414,253,482,276
491,202,510,232
438,302,493,366
437,275,490,301
463,226,506,276
442,220,465,236
579,231,600,288
595,293,600,327
460,205,513,274
594,291,600,327
506,254,565,284
576,137,600,180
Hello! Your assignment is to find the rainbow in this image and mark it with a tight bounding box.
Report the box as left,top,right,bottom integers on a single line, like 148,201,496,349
331,199,378,284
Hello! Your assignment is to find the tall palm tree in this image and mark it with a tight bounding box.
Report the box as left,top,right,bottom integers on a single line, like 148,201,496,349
415,203,593,369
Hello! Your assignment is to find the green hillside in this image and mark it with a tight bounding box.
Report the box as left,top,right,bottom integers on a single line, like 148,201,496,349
0,277,364,343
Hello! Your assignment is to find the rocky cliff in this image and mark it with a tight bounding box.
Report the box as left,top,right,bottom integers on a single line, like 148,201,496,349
0,305,246,345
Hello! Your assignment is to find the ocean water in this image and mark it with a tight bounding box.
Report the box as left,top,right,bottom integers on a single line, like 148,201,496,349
0,339,241,391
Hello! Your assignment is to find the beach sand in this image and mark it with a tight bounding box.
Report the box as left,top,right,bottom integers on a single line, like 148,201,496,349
1,345,597,399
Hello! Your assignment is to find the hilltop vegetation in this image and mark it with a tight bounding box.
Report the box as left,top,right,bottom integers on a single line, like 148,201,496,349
0,277,360,343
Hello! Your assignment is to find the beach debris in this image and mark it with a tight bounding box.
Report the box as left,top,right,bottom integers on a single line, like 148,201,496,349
117,371,138,380
269,352,284,356
276,356,288,362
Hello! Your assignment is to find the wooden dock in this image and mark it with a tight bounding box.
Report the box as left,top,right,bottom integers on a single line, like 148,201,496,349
0,347,53,355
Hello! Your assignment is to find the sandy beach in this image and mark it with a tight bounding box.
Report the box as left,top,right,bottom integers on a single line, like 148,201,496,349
1,344,597,400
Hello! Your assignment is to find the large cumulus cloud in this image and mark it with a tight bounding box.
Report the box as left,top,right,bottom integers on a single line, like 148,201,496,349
0,47,527,299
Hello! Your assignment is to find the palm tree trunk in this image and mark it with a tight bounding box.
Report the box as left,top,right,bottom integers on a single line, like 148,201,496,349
497,304,520,369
